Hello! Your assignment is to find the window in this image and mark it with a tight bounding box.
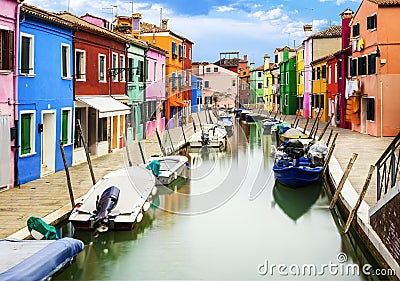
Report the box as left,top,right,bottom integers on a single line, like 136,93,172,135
350,58,357,77
172,42,177,55
120,55,125,82
61,108,72,145
171,72,176,88
353,22,360,37
317,67,321,80
189,48,191,59
20,33,34,75
98,117,107,141
367,14,377,30
112,53,118,82
146,59,149,81
61,44,70,78
214,67,218,72
258,71,262,78
334,64,338,83
20,111,35,156
178,74,182,87
206,67,211,73
128,58,134,82
138,60,144,82
232,79,236,87
75,50,86,81
286,73,289,85
257,82,263,89
204,80,210,88
285,94,289,107
183,45,187,58
338,60,342,79
328,66,332,84
368,54,377,75
275,54,278,63
179,45,183,58
154,61,157,81
358,56,367,76
0,29,14,70
312,69,315,80
366,98,375,121
322,65,327,79
74,108,83,148
98,54,106,82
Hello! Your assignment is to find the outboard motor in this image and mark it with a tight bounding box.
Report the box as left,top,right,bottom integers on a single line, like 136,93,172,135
284,140,304,167
200,131,210,146
93,186,120,235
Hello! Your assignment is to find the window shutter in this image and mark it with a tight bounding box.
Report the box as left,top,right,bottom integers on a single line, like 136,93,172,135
21,114,31,155
62,111,68,144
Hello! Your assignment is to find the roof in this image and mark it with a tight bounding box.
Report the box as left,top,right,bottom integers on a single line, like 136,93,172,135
57,12,129,43
148,43,168,55
274,46,295,52
140,21,193,43
367,0,400,5
310,25,342,39
251,65,264,71
20,4,74,29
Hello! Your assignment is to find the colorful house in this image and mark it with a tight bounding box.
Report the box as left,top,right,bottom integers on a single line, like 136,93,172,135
296,44,305,116
280,50,297,115
18,5,74,184
182,38,194,121
57,12,130,164
191,75,203,113
238,62,250,107
348,0,400,136
311,56,329,121
249,63,264,105
0,0,21,189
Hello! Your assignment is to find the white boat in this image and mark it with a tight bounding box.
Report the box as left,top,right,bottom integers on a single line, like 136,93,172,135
143,155,190,186
69,166,156,233
189,125,227,149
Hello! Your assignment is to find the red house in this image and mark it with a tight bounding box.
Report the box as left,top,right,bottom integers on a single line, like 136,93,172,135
182,38,194,118
58,12,131,164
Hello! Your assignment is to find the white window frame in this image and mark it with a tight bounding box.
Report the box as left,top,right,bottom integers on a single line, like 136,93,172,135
286,73,289,85
20,32,35,76
189,47,192,59
61,43,71,79
75,49,86,81
99,54,107,83
19,110,36,157
61,107,73,145
154,61,157,82
334,63,338,83
328,65,332,84
183,45,187,58
112,52,118,82
119,54,125,82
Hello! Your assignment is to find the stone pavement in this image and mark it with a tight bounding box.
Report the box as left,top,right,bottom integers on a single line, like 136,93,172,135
0,124,194,239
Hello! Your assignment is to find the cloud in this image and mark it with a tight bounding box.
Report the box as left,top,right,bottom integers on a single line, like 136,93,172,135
216,6,236,12
249,6,288,21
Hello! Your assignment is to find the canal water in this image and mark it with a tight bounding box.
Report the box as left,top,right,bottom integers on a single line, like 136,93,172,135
55,122,380,280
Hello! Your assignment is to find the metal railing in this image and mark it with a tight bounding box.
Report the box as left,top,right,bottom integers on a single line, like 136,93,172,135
375,132,400,201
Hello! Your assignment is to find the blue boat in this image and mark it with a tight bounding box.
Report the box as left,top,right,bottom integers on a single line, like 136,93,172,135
273,158,323,187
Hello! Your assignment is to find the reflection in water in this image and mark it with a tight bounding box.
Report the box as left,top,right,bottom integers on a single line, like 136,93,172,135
272,180,322,222
55,120,378,281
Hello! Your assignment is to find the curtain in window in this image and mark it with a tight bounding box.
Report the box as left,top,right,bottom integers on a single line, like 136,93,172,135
21,114,31,154
0,115,11,187
62,111,69,144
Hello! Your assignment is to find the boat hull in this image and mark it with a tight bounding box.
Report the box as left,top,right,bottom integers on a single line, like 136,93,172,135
273,164,322,187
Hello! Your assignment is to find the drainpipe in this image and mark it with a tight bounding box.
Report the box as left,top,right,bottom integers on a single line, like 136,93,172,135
13,0,24,187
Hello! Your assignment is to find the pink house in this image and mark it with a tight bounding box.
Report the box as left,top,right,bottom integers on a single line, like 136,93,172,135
0,0,22,189
145,44,167,137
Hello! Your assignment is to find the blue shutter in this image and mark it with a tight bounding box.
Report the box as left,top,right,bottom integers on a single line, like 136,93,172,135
172,42,176,55
172,73,176,87
179,45,183,57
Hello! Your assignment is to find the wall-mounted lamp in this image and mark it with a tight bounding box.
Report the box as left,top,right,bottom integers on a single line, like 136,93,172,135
376,45,381,57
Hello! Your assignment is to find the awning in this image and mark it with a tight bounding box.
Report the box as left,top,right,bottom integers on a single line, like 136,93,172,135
170,100,186,107
76,97,130,118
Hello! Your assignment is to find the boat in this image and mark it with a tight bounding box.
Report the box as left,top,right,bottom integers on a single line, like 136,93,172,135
262,118,280,134
0,237,84,281
238,110,252,121
272,140,328,187
69,166,156,233
143,155,190,186
279,128,309,143
189,124,227,149
217,117,234,136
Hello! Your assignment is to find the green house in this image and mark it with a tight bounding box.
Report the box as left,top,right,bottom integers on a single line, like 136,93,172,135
279,50,297,115
249,64,265,105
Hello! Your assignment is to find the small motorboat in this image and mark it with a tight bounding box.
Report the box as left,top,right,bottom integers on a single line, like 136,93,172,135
279,128,309,143
143,155,190,186
69,166,156,233
189,125,227,149
218,117,234,136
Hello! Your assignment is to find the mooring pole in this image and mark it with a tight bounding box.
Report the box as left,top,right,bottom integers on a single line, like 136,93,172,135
192,119,197,133
303,118,310,134
326,129,334,146
344,165,375,234
60,140,75,208
318,116,332,141
181,124,187,144
156,129,166,156
196,111,203,131
138,141,146,164
166,128,175,153
123,134,132,167
77,119,96,185
329,153,358,209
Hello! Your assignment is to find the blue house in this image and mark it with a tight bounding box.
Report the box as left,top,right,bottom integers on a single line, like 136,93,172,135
17,4,74,184
191,75,203,113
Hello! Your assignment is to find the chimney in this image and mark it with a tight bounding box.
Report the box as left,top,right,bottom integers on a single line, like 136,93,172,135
250,62,255,70
243,55,248,62
263,54,270,71
341,8,353,49
303,24,313,39
131,13,142,39
162,18,169,30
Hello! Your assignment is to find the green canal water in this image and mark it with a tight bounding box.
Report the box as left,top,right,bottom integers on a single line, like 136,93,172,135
55,122,381,280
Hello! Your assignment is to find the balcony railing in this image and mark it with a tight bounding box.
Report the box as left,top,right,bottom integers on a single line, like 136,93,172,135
376,132,400,201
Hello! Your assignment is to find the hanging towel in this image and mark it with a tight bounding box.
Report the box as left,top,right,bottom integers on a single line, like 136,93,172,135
345,79,358,99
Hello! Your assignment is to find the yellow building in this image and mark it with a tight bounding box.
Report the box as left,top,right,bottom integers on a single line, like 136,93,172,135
296,44,305,116
311,56,329,122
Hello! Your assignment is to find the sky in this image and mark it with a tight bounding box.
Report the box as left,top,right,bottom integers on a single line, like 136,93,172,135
25,0,362,66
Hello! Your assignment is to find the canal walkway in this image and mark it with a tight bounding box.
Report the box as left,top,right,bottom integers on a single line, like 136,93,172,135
0,111,395,239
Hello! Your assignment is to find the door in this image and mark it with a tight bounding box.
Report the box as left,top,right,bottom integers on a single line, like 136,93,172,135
41,111,56,176
0,115,11,188
112,116,118,149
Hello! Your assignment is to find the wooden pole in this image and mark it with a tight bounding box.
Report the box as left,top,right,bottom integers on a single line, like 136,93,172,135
326,129,334,146
196,111,203,131
322,143,336,175
123,134,132,167
167,128,175,153
77,119,96,185
329,153,358,209
138,141,146,164
318,116,332,141
330,132,339,148
303,118,310,134
156,129,166,156
282,115,287,122
344,165,375,234
313,118,320,139
192,119,197,133
60,140,75,208
181,124,187,144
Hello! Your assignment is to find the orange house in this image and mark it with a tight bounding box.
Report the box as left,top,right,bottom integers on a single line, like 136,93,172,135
349,0,400,136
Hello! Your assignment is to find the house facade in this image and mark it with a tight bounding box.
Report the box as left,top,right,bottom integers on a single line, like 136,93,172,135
249,64,264,105
280,51,297,115
18,5,74,184
296,44,305,116
311,56,329,121
0,0,21,189
191,75,203,113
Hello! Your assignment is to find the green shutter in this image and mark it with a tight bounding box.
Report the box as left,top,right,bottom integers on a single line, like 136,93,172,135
21,114,31,155
62,111,69,144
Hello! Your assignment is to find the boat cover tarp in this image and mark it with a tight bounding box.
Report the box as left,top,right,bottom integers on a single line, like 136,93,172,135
146,160,161,176
27,216,59,240
0,237,84,281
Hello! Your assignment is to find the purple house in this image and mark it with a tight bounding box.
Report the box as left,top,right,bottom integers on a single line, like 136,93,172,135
0,0,22,189
145,44,167,137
